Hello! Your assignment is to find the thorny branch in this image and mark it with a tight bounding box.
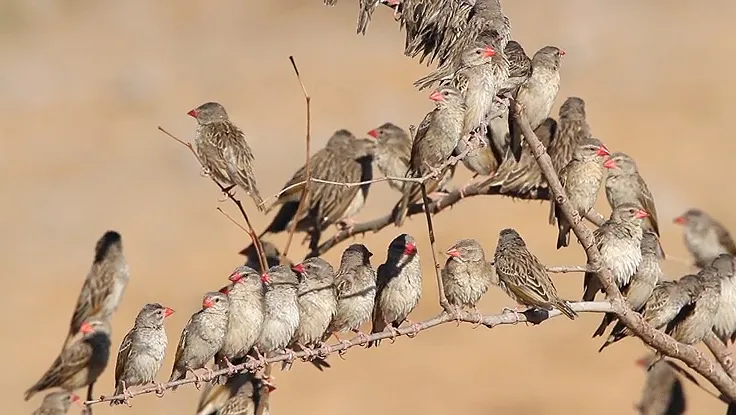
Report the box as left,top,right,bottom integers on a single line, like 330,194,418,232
83,301,612,407
513,107,736,401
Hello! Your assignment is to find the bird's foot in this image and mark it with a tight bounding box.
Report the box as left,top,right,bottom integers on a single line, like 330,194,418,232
216,184,237,202
501,307,524,324
385,325,401,343
224,357,239,376
336,217,356,233
297,342,316,362
188,369,203,390
470,306,485,328
283,347,297,363
338,338,352,359
352,329,371,345
318,341,333,357
154,382,165,398
200,166,211,178
405,319,421,338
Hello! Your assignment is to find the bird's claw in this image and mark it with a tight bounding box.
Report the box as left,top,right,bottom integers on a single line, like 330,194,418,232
353,329,371,345
501,307,523,324
338,340,351,359
470,306,484,328
154,383,165,398
336,218,356,233
386,326,401,343
404,319,421,338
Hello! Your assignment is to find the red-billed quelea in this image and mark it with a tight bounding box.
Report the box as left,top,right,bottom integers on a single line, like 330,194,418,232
493,228,577,319
508,46,564,160
25,319,112,401
238,241,287,273
367,122,411,193
254,265,300,357
368,234,423,347
583,203,648,301
706,254,736,344
552,138,610,249
442,239,496,315
393,86,465,226
666,269,721,347
604,152,661,237
635,355,686,415
674,209,736,268
169,292,229,388
594,231,663,341
32,391,79,415
548,97,592,175
188,102,264,210
325,244,377,343
112,303,174,404
215,267,266,383
196,373,254,415
63,231,129,350
217,377,270,415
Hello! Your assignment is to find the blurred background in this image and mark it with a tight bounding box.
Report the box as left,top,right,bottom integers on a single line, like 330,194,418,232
2,0,734,413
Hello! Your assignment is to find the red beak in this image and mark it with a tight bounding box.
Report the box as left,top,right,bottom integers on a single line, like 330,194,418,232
404,242,417,255
71,394,80,404
446,248,460,258
79,322,93,334
229,272,243,283
202,297,214,309
261,273,271,284
596,145,610,157
429,91,444,102
367,129,379,139
292,263,305,274
603,159,616,169
673,216,686,225
635,357,648,367
164,307,175,317
219,285,230,294
482,46,496,57
559,49,566,56
635,209,649,219
187,109,197,118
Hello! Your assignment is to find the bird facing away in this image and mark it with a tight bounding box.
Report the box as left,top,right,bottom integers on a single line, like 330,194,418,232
442,238,497,312
196,372,255,415
112,303,174,404
548,96,592,176
552,138,610,249
25,319,112,401
169,292,229,388
189,102,264,210
711,254,736,344
635,355,686,415
217,376,271,415
367,122,412,193
604,152,661,238
583,203,648,301
237,240,287,273
493,228,577,319
254,265,300,355
368,233,423,347
63,230,129,350
31,391,79,415
674,209,736,268
326,244,377,340
215,266,267,383
665,270,721,346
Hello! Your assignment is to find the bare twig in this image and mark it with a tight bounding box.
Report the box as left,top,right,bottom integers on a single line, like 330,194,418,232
704,332,736,378
83,301,612,407
514,107,736,401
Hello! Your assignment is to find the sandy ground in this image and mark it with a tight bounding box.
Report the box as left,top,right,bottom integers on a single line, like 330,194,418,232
3,1,735,413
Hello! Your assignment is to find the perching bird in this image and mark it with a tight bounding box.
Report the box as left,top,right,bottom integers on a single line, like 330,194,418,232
189,101,264,210
368,234,423,347
169,292,229,388
31,391,79,415
712,254,736,344
237,240,287,273
442,238,496,312
604,152,660,238
552,138,610,249
326,244,377,341
393,86,466,226
112,303,174,404
25,319,112,401
196,373,255,415
594,231,663,339
583,203,648,301
508,46,564,161
63,231,129,350
215,267,267,383
217,376,270,415
254,265,300,355
493,228,577,319
548,97,592,176
666,270,721,346
635,355,686,415
674,209,736,268
367,122,412,193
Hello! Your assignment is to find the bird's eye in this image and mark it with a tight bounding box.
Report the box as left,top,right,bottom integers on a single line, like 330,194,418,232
443,91,449,96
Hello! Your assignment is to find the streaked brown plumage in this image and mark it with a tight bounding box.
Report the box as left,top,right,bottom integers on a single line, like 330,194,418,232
25,320,112,401
674,209,736,268
32,391,78,415
218,376,270,415
635,355,686,415
583,203,648,301
548,97,592,175
393,86,465,226
63,231,129,350
666,269,721,346
604,152,660,238
189,102,263,210
367,122,412,193
493,228,576,319
442,238,496,309
326,244,377,337
552,138,610,249
196,373,253,415
712,254,736,344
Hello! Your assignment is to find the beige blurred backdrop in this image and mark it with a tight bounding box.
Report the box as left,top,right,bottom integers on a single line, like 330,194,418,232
2,0,734,413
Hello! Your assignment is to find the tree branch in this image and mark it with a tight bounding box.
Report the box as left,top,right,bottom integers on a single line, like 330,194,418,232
82,301,612,407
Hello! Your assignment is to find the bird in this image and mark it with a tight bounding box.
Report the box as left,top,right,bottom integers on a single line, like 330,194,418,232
673,209,736,268
393,86,466,226
289,257,337,370
214,266,267,384
583,203,648,301
548,97,592,176
254,265,300,357
665,269,721,346
493,228,577,319
188,101,264,210
441,238,496,314
508,46,565,161
25,319,112,401
367,122,412,193
325,244,377,343
712,254,736,344
31,391,79,415
217,376,270,415
368,233,423,347
552,138,610,249
237,240,287,272
634,355,686,415
111,303,174,405
594,231,663,339
196,373,255,415
63,230,129,350
604,152,661,238
169,292,229,388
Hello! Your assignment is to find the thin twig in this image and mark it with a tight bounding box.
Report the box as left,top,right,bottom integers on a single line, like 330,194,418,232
83,301,612,407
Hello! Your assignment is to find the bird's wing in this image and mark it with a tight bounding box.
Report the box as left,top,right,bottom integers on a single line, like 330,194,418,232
69,264,114,333
38,341,93,389
334,271,354,298
409,111,435,174
114,330,135,385
637,176,660,236
315,157,363,228
715,224,736,255
173,317,194,367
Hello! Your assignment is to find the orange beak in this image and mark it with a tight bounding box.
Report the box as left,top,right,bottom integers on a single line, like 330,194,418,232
164,307,175,317
187,109,197,118
673,216,686,225
603,159,616,169
596,145,610,157
79,322,93,334
635,209,649,219
482,46,496,57
202,297,214,309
